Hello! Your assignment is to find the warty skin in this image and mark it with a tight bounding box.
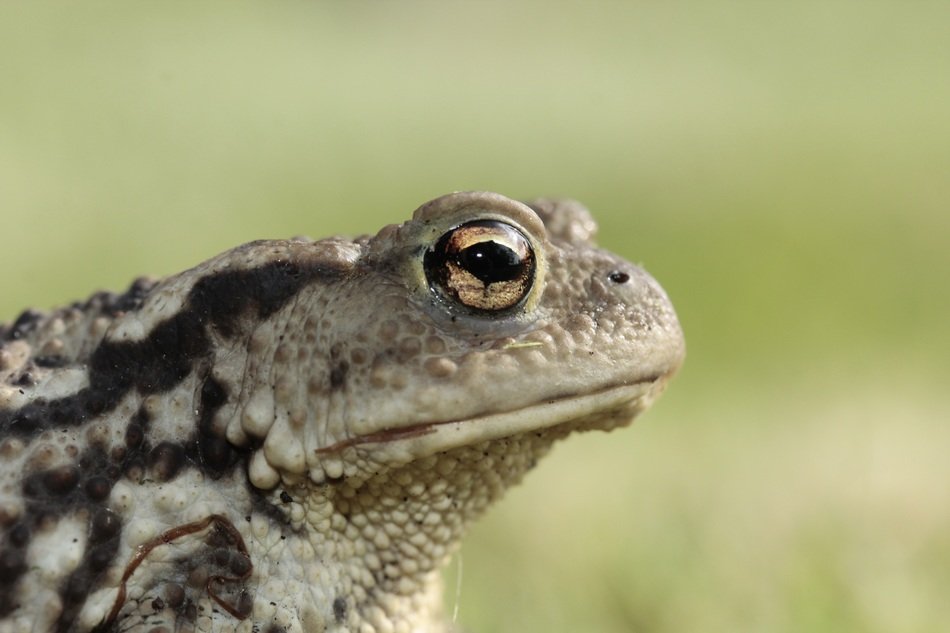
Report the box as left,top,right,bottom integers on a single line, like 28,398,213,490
0,192,684,632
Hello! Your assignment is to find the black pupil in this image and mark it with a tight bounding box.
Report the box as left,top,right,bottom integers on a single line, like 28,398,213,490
458,241,524,284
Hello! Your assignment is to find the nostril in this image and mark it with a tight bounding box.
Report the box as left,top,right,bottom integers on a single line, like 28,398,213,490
608,271,630,284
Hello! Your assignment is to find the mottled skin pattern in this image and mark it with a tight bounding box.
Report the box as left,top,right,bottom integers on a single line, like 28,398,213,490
0,192,684,633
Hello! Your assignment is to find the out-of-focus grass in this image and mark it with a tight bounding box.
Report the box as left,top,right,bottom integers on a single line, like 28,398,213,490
1,2,948,632
449,379,950,632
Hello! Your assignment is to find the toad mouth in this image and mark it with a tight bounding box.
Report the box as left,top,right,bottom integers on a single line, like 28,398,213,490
314,373,669,458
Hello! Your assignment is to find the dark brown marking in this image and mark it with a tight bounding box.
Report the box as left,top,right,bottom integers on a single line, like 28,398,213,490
56,530,121,632
83,391,107,416
164,583,185,608
148,442,185,482
192,375,240,478
212,546,231,568
90,508,121,543
191,260,317,337
195,435,235,477
229,552,252,576
2,260,332,438
0,542,25,615
198,377,227,429
11,445,128,609
234,590,254,618
0,549,26,583
1,278,153,343
33,355,67,369
329,360,349,389
248,486,295,531
43,464,81,495
101,514,253,629
23,465,81,499
87,541,118,571
3,309,43,341
8,524,30,548
108,277,156,315
109,444,127,464
0,259,336,623
12,372,34,388
0,508,17,529
84,476,112,501
333,596,347,623
125,422,145,450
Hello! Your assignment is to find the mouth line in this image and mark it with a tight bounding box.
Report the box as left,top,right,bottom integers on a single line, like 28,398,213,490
314,374,666,456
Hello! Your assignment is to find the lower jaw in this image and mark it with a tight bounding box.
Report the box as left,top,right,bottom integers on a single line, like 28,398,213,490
339,375,669,466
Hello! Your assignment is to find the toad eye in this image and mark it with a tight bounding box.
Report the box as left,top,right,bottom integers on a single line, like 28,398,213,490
424,220,536,313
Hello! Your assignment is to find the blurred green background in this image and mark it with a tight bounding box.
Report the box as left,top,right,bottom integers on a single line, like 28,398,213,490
2,2,948,632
